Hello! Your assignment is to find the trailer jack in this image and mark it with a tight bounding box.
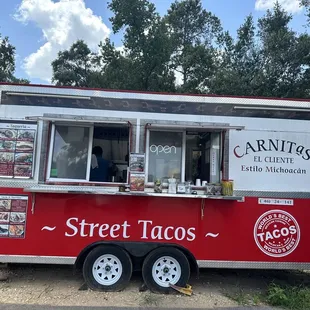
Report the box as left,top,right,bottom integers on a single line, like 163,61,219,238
169,283,193,296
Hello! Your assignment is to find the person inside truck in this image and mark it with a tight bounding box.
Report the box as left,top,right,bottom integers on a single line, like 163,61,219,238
90,146,110,182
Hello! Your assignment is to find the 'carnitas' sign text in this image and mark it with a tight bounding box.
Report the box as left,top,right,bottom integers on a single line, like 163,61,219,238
229,131,310,191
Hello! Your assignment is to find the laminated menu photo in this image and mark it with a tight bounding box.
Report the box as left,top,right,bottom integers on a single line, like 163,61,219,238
0,195,28,239
130,173,145,191
129,153,145,172
0,123,37,179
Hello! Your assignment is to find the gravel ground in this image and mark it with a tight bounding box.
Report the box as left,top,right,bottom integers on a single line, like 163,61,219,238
0,264,308,308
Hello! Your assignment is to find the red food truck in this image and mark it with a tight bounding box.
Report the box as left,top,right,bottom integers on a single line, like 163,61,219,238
0,82,309,293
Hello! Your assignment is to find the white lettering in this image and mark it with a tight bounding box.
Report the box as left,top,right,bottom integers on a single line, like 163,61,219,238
256,226,297,242
149,144,177,155
110,224,121,238
265,231,273,241
163,226,174,240
175,227,186,241
257,232,265,242
151,226,163,240
89,223,99,237
79,219,88,237
64,219,132,239
289,226,297,234
281,227,289,237
138,220,152,239
122,221,130,239
65,217,79,237
273,229,280,238
99,224,109,238
187,227,196,241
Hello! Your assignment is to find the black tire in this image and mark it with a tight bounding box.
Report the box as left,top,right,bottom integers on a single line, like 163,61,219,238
82,245,132,292
142,247,190,294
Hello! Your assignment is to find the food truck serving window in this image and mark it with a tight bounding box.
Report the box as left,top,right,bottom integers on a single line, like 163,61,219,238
50,125,91,180
0,121,37,179
47,122,130,183
147,131,184,183
145,127,225,185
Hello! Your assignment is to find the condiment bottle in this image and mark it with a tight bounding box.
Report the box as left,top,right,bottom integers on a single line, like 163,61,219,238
168,177,177,194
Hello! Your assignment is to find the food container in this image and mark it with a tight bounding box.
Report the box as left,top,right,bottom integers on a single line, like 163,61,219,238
185,181,192,194
119,184,126,192
168,177,177,194
221,180,234,196
214,184,222,196
205,184,214,195
177,182,186,194
154,179,162,193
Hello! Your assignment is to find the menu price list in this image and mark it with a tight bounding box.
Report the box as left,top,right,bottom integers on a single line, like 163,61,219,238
0,125,36,178
0,195,27,239
129,153,145,172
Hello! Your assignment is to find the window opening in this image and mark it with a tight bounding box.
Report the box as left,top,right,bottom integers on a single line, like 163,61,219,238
48,123,130,183
49,125,91,180
185,131,221,184
147,131,183,183
146,129,222,185
90,125,129,183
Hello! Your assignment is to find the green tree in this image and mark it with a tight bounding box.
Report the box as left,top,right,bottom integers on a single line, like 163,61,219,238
52,40,95,87
300,0,310,23
50,0,310,98
256,2,310,98
0,32,29,83
210,2,310,98
92,38,135,89
209,15,263,96
107,0,175,92
165,0,223,93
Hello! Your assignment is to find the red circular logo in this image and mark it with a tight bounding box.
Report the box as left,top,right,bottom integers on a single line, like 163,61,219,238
254,210,300,257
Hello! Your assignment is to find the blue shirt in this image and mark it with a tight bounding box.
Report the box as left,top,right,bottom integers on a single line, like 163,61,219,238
90,156,110,182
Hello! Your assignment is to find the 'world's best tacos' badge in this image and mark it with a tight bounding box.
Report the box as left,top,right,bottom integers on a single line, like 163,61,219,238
254,210,300,257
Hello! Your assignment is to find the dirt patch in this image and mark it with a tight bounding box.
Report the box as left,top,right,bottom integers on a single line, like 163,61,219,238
0,264,308,308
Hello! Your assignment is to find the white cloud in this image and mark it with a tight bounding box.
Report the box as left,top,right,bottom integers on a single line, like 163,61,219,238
255,0,303,14
15,0,111,82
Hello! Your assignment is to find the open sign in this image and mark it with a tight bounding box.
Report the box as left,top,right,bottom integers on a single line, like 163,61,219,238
149,144,177,155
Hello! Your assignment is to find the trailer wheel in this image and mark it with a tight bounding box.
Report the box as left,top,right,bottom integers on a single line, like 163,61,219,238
142,247,190,293
83,245,132,292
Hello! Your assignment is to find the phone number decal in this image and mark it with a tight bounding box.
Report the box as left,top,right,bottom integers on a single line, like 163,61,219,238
258,198,294,206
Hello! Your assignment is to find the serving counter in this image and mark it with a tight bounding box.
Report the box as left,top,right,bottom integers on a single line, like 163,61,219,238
24,185,244,201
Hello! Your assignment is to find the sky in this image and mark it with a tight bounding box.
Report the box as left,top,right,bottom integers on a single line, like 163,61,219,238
0,0,308,85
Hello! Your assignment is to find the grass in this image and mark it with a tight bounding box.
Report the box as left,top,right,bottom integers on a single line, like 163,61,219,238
224,288,263,306
266,282,310,310
226,283,310,310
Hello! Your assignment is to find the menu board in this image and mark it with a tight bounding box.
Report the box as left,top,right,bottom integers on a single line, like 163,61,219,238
130,173,145,191
129,153,145,191
0,195,28,239
129,153,145,172
0,123,37,178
